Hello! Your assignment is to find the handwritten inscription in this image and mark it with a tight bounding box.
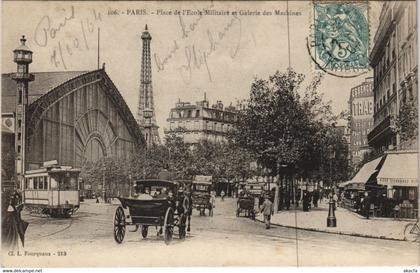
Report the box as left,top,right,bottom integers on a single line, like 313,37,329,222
33,6,102,70
154,12,243,85
178,16,242,84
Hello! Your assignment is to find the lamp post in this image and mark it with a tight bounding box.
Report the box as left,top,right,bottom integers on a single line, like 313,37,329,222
327,144,337,227
128,173,132,197
12,36,34,190
274,162,288,213
102,163,106,203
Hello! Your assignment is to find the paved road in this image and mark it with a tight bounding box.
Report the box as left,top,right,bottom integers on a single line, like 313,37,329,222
3,198,419,267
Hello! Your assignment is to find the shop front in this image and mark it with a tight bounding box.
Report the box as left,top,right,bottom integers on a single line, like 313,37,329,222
377,151,418,219
342,156,384,212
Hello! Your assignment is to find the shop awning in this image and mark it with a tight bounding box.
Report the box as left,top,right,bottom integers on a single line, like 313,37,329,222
350,157,383,184
377,152,418,187
338,181,351,188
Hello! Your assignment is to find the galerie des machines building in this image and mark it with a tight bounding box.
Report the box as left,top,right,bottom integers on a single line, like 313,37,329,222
1,36,145,190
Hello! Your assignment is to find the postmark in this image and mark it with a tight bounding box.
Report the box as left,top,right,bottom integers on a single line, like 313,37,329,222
308,2,370,78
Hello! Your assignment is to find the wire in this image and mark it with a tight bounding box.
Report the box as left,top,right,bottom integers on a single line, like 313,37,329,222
285,1,298,266
286,0,292,69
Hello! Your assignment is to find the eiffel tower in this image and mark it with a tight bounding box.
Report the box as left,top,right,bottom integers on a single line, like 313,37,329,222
137,24,160,147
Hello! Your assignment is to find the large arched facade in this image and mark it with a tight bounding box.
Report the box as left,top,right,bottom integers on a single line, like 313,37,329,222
25,69,144,169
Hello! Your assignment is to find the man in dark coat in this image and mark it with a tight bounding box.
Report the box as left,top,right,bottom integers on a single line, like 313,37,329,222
2,191,28,249
302,191,310,211
284,193,291,210
312,190,320,208
362,192,371,219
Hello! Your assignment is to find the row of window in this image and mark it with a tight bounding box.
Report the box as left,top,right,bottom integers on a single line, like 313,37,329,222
169,120,234,132
352,129,371,136
24,176,78,190
374,6,417,115
352,139,367,146
352,121,373,129
169,108,237,122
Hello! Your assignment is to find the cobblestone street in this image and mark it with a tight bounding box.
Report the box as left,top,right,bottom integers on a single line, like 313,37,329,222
3,198,419,267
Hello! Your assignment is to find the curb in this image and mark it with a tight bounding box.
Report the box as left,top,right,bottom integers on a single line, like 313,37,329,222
255,218,406,242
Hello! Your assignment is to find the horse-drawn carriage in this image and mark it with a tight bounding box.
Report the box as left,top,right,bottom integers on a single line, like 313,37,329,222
236,182,265,220
191,176,214,216
113,179,191,245
236,195,256,220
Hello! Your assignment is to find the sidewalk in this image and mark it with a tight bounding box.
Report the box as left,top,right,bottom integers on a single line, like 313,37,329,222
257,202,416,241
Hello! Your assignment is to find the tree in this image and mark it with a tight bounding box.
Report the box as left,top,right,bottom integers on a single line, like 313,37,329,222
232,69,350,187
232,69,312,176
398,97,418,149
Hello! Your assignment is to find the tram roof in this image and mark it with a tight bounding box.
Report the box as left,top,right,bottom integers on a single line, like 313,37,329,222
25,166,81,175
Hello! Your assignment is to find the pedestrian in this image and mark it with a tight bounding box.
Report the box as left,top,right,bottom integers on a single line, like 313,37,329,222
220,190,225,201
302,191,310,211
333,192,338,211
362,192,371,219
2,190,28,249
312,190,319,208
260,195,274,229
210,191,216,209
284,193,290,210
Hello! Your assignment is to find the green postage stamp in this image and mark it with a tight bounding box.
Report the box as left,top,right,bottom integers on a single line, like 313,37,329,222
312,2,369,76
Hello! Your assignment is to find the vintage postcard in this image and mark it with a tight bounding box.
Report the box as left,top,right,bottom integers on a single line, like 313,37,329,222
1,0,419,268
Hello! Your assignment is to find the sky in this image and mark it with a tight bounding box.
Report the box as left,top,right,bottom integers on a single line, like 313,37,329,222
2,1,383,135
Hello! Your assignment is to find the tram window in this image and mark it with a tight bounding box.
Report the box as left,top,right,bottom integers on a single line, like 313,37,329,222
33,177,38,189
24,178,29,189
28,178,33,189
63,177,78,190
44,176,48,189
38,177,44,190
50,177,58,189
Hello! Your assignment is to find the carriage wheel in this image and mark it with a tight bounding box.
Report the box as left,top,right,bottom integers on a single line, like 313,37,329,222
113,206,126,244
141,225,148,238
164,207,174,245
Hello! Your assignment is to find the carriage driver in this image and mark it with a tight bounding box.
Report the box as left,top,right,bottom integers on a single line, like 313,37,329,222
157,187,168,199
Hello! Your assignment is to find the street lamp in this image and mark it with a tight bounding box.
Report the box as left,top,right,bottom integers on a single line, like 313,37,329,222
128,173,132,197
274,162,288,213
102,163,106,203
327,144,337,227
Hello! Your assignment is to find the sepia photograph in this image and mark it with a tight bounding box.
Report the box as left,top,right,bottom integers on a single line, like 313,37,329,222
1,0,419,269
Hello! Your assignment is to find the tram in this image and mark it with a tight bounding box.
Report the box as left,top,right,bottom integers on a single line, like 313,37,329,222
23,165,81,217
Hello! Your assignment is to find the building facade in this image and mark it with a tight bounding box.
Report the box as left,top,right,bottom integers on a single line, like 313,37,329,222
165,95,237,144
1,69,145,185
368,1,418,152
349,77,374,165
